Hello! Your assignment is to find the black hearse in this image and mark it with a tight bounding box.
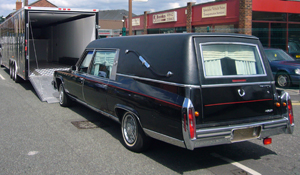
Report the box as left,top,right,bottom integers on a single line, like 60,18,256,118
52,33,294,152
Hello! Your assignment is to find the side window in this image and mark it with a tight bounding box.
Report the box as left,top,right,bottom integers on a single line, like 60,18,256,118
79,51,94,73
90,50,117,79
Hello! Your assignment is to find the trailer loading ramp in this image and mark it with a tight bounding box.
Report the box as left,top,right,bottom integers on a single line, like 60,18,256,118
29,65,70,103
30,76,59,103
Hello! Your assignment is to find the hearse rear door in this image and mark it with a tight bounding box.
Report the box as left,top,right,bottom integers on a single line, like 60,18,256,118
194,37,275,124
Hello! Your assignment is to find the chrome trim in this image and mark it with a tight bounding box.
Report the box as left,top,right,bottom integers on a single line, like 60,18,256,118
196,118,288,137
188,117,290,150
109,49,120,81
199,42,267,78
192,34,258,40
143,128,186,148
117,73,200,88
114,105,143,128
197,131,231,139
73,98,120,123
280,91,295,134
182,98,195,150
201,81,275,88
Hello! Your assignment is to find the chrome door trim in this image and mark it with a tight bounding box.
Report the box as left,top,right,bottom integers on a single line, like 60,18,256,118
117,73,200,88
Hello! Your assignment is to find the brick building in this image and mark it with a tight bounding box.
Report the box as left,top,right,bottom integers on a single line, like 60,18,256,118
7,0,57,19
126,0,300,54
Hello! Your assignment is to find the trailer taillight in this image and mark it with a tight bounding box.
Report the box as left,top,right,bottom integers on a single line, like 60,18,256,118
288,99,294,125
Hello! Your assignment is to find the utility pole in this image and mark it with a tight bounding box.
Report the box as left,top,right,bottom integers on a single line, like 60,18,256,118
129,0,132,35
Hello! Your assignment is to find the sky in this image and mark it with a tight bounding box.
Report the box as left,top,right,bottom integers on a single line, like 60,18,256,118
0,0,214,17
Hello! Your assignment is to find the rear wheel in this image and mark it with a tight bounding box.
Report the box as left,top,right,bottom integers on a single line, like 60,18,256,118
59,83,71,107
121,112,150,152
276,72,291,88
10,63,14,79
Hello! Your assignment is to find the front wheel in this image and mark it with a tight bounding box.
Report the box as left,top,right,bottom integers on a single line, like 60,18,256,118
276,72,291,88
59,83,71,107
121,112,150,152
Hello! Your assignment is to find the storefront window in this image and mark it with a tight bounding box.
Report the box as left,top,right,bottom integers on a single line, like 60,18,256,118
288,24,300,54
148,28,159,34
252,22,269,47
271,23,287,50
135,30,144,35
253,12,287,21
214,25,235,33
175,27,187,33
288,14,300,22
195,26,211,33
160,28,175,34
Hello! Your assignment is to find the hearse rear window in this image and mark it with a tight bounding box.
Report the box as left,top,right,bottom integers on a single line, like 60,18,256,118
200,43,265,77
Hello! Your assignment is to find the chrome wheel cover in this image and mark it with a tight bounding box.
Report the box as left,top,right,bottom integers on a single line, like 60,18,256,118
123,114,137,145
278,75,288,87
59,85,64,104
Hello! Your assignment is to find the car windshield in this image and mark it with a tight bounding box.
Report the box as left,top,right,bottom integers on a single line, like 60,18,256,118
264,49,295,61
288,41,300,52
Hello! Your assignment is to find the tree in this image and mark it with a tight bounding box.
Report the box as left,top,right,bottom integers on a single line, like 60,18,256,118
0,16,5,24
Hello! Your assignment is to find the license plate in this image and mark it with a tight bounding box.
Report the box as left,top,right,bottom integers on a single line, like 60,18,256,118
231,126,261,142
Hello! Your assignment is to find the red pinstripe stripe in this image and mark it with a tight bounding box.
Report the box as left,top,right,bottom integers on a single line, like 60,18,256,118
205,98,273,107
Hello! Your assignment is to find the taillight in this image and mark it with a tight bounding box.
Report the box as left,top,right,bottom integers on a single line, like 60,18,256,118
188,108,196,139
263,138,272,145
288,99,294,125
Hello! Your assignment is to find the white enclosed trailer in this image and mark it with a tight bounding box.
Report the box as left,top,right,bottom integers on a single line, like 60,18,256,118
0,6,99,103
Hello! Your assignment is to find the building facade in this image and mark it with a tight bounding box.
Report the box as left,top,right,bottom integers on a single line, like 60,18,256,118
126,0,300,53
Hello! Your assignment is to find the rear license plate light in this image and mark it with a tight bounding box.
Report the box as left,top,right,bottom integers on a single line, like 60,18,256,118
231,126,261,142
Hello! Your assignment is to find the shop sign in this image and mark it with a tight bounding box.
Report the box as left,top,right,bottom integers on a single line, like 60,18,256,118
98,29,112,35
99,29,121,36
153,11,177,24
202,4,227,18
132,18,140,26
113,29,121,35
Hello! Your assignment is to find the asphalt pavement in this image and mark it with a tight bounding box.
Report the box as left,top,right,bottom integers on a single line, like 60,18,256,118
278,87,300,103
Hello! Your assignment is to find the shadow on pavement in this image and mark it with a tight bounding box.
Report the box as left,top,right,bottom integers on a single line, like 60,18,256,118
67,101,277,174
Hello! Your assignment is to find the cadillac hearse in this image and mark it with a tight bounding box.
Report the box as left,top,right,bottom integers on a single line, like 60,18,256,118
52,33,294,152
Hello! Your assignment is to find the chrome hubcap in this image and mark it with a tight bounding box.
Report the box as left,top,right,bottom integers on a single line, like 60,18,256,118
123,115,136,144
278,75,287,87
59,86,63,103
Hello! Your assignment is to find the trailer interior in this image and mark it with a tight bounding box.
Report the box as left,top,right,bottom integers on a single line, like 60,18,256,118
28,11,97,103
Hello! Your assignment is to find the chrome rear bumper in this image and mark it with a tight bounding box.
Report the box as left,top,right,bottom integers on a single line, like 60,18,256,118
185,117,293,150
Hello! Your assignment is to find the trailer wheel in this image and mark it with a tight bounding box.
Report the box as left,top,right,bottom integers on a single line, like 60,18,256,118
10,63,13,79
14,63,20,83
121,112,150,152
59,84,71,107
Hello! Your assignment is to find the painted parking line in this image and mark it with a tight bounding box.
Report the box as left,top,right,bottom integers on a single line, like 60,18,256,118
0,73,5,80
211,153,261,175
292,102,300,105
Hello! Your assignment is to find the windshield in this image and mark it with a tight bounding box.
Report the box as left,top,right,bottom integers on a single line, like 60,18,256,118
200,43,265,77
264,49,295,61
288,41,300,52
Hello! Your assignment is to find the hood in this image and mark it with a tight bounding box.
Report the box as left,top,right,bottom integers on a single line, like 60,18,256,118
273,60,300,67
